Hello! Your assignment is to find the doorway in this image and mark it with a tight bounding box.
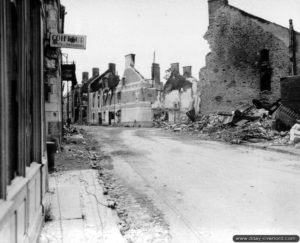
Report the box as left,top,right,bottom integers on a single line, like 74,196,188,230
98,112,102,125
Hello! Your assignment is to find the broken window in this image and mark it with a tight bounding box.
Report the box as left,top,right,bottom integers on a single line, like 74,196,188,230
259,49,272,91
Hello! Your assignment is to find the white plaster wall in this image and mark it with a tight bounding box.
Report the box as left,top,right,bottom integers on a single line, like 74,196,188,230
180,89,193,110
164,90,180,109
164,89,193,111
121,103,153,123
0,163,45,243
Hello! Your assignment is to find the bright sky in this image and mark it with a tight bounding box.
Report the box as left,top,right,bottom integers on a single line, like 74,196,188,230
61,0,300,84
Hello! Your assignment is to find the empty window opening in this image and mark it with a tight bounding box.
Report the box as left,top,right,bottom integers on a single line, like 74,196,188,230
259,49,272,91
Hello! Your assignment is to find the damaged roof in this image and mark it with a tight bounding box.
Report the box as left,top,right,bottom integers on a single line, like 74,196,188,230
89,69,120,92
163,70,193,93
80,75,99,94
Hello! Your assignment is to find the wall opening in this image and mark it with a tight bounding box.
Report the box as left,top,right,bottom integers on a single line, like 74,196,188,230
98,112,102,125
259,49,272,91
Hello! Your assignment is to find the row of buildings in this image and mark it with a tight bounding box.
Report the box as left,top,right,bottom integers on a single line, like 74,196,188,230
65,0,300,128
64,54,200,127
0,0,77,242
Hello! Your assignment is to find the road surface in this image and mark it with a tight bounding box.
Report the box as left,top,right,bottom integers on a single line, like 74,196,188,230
84,126,300,243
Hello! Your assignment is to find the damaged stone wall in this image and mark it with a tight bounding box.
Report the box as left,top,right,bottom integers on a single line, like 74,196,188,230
199,7,293,114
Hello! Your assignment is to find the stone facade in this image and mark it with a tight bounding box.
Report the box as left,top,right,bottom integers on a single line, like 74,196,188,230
88,55,162,127
44,0,66,144
199,0,300,114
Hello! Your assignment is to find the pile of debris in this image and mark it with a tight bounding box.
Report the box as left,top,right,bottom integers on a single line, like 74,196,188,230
63,125,79,136
154,99,300,145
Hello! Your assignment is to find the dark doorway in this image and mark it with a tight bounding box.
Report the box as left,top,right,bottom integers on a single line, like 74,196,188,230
259,49,272,91
98,112,102,125
74,108,79,122
109,111,114,125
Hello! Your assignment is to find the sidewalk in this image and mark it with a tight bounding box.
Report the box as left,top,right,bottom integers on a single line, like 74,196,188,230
39,136,124,243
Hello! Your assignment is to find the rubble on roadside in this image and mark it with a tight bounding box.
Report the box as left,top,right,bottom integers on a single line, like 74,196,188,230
63,124,79,136
290,123,300,144
153,101,299,146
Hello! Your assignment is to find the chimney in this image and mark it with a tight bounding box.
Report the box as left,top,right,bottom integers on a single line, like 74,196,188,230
82,72,89,83
92,67,100,77
151,63,160,85
183,66,192,77
171,63,180,74
109,63,116,74
208,0,228,26
125,54,135,68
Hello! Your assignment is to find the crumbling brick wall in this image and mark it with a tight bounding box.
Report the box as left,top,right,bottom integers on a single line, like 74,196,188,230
199,7,292,114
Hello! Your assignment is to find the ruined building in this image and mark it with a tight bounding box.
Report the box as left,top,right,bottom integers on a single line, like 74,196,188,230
199,0,300,114
160,64,200,123
119,54,162,126
71,68,99,124
88,54,162,126
88,64,120,125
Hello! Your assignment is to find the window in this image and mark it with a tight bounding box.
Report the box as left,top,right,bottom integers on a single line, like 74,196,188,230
259,49,272,91
98,93,100,108
93,93,96,107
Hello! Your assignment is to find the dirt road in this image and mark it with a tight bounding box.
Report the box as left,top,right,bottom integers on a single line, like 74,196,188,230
84,126,300,243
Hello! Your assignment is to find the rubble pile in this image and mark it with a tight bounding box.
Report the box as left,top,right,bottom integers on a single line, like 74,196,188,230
154,106,295,145
63,125,79,136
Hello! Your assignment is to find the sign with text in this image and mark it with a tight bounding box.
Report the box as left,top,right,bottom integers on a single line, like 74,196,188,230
50,34,87,49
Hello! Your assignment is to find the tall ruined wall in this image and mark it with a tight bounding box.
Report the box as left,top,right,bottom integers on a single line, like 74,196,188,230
199,7,292,114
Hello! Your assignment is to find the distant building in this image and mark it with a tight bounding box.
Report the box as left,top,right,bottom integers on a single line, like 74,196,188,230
117,54,162,127
88,54,162,127
151,63,201,124
162,64,200,123
88,64,120,125
199,0,300,114
71,69,99,124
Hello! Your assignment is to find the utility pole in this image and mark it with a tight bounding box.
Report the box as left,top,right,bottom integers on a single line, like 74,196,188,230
67,82,70,121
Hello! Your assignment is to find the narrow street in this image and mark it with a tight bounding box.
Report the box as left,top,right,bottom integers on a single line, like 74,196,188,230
84,126,300,243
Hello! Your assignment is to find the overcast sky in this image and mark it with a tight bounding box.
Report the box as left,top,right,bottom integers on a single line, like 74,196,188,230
61,0,300,84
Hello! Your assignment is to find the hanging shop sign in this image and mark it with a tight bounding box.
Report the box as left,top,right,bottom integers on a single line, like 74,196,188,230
50,34,87,49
